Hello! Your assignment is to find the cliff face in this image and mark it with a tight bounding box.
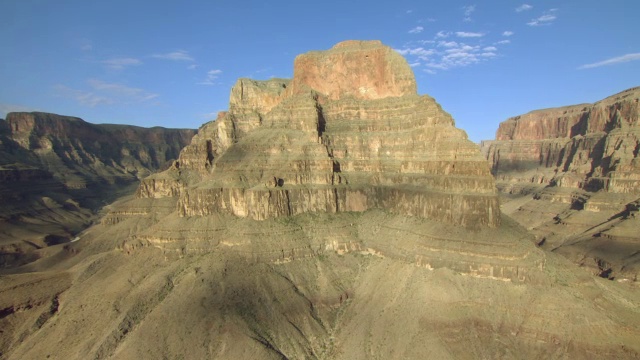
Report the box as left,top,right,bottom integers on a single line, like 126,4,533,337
481,87,640,280
484,87,640,194
140,40,499,227
0,112,195,267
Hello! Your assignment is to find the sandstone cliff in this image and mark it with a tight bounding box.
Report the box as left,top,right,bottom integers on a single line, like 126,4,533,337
484,87,640,194
482,87,640,280
139,40,499,228
0,112,195,267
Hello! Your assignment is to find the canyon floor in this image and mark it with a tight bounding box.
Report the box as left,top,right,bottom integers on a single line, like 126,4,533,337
1,194,639,359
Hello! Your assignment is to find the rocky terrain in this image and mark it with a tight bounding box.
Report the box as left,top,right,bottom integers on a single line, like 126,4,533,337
1,42,639,359
140,40,499,228
0,112,195,268
482,87,640,280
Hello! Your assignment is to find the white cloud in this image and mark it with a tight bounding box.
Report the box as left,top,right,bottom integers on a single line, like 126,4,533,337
102,57,142,70
395,47,436,59
495,40,511,45
438,41,459,48
516,4,533,12
483,46,497,52
54,79,158,107
152,50,194,61
502,31,514,37
199,69,223,85
187,64,198,70
424,69,437,75
408,61,421,67
435,31,451,38
455,31,484,38
528,10,558,26
408,26,424,34
462,5,475,21
578,53,640,69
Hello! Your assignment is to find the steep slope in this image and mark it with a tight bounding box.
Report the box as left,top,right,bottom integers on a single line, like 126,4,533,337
482,87,640,280
0,112,196,268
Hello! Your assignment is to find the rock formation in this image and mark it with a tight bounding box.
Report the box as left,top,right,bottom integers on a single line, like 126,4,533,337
482,87,640,280
140,40,499,228
484,87,640,194
2,43,640,360
0,112,195,267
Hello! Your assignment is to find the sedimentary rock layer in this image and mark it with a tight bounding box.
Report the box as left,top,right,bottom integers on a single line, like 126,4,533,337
140,40,499,227
0,112,196,267
483,87,640,194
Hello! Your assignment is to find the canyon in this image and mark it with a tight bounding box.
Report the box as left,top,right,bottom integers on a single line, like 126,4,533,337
0,112,195,268
0,42,638,359
482,87,640,281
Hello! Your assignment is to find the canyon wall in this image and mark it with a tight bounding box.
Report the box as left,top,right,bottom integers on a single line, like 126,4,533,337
483,87,640,194
482,87,640,280
0,112,195,266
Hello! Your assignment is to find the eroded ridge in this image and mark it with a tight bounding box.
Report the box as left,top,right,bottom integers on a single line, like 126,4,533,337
139,40,499,227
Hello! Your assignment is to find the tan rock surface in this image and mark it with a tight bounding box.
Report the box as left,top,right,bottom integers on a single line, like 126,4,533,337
0,112,195,268
141,40,499,227
482,87,640,280
2,44,640,360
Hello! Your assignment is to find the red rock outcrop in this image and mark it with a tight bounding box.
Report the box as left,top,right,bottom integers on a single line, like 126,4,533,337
484,87,640,194
139,40,499,227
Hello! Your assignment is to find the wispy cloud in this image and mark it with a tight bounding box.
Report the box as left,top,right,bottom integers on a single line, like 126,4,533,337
516,4,533,12
578,53,640,69
435,31,451,38
54,79,158,107
0,104,37,118
502,31,514,36
79,39,93,51
406,10,413,14
396,39,500,73
527,9,558,26
187,64,198,70
152,50,194,62
54,85,113,107
456,31,484,38
199,69,223,85
495,40,511,45
462,5,475,22
408,26,424,34
101,57,142,70
395,47,436,58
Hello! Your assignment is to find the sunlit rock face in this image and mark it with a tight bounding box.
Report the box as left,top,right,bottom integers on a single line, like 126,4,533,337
140,40,499,227
483,87,640,194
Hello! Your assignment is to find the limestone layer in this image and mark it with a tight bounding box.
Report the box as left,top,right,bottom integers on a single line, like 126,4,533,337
140,40,499,227
483,87,640,194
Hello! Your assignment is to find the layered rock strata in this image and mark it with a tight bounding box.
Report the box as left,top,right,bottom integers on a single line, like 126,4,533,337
483,87,640,194
140,40,499,227
0,112,195,267
482,87,640,280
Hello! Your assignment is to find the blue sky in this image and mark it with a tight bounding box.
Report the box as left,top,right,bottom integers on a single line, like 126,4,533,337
1,0,638,142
